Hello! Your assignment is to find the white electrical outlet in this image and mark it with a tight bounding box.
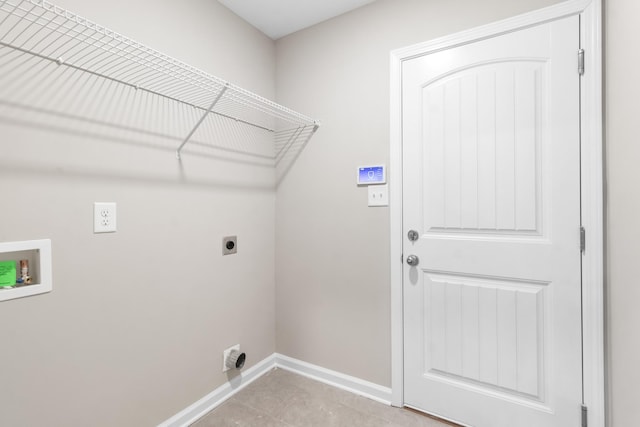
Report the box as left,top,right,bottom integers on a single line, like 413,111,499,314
94,202,117,233
368,184,389,207
223,344,240,373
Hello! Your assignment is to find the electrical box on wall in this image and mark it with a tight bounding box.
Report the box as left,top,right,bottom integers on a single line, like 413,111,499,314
222,236,237,255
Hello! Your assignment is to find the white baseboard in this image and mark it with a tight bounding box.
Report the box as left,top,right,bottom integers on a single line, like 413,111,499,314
158,353,393,427
274,353,392,405
158,353,276,427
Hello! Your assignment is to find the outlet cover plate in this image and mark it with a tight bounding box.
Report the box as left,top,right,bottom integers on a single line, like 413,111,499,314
94,202,117,233
368,184,389,207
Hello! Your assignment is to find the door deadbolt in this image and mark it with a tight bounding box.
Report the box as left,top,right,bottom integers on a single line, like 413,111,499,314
406,255,419,266
407,230,419,242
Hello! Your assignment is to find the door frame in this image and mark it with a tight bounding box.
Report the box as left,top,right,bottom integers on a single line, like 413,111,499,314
389,0,604,425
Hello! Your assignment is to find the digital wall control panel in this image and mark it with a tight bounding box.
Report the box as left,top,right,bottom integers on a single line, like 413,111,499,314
357,165,386,185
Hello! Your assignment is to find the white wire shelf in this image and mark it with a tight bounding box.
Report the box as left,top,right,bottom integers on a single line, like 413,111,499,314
0,0,319,170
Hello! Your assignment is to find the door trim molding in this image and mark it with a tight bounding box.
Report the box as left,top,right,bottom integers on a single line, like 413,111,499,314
389,1,604,426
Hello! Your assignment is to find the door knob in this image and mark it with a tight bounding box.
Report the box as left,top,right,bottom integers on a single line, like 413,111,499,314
407,230,419,242
406,255,420,266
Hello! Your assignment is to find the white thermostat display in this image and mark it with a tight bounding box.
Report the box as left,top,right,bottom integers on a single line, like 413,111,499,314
357,165,386,185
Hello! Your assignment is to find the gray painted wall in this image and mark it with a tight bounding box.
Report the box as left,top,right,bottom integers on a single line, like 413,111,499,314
0,1,277,426
277,0,640,424
275,0,563,389
605,0,640,425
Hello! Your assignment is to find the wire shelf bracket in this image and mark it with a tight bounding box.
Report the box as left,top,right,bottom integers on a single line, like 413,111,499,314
176,83,229,160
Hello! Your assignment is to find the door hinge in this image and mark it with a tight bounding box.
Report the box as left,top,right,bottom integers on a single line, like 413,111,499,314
582,404,588,427
578,49,585,75
580,226,586,254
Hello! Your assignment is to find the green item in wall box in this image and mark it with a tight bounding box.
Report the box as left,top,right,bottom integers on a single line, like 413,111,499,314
0,261,16,287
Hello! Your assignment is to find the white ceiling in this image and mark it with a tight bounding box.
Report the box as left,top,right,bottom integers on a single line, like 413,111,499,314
218,0,377,40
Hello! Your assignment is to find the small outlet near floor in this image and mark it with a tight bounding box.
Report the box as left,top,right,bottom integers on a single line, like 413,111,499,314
94,202,117,233
222,344,240,372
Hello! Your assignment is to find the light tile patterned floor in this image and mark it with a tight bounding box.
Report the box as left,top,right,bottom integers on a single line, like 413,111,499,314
192,368,453,427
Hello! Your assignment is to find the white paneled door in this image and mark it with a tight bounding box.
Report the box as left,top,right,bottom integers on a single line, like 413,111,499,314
402,16,582,427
